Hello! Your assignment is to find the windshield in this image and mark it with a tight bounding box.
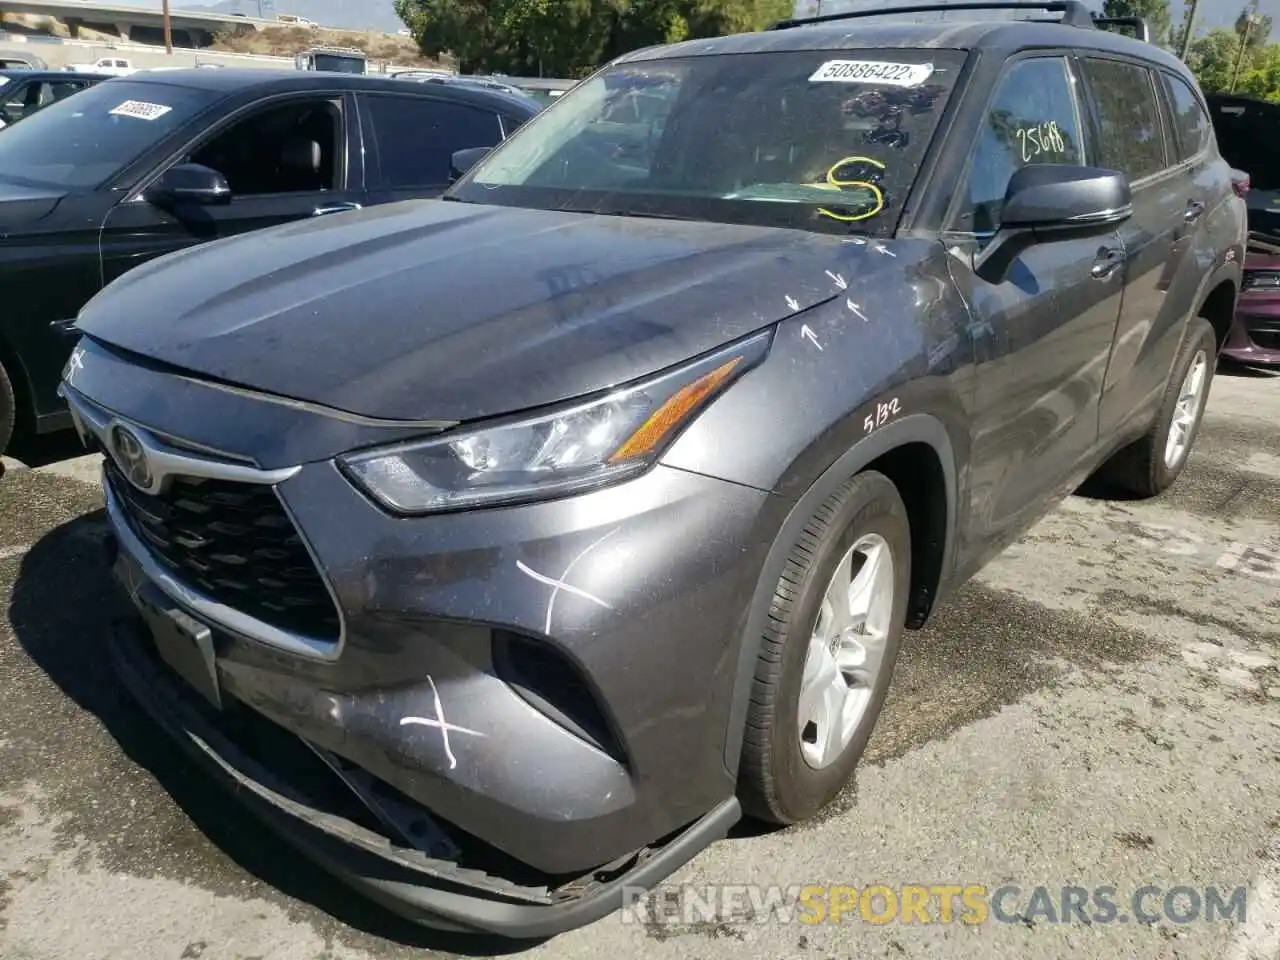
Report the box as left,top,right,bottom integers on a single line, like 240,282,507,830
449,49,966,236
0,79,219,189
313,54,365,74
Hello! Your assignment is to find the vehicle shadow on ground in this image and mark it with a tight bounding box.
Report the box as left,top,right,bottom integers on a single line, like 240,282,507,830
5,430,92,469
1217,358,1280,379
7,512,544,957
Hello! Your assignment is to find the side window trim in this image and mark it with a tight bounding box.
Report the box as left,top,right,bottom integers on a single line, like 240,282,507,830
1075,53,1175,187
125,92,349,203
941,50,1085,237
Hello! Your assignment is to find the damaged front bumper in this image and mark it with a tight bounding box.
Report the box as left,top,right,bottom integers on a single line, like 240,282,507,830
106,557,740,937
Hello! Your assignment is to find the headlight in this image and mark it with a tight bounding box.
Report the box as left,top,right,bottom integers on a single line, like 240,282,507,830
340,330,773,514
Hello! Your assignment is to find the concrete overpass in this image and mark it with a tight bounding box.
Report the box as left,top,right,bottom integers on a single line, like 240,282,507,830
0,0,276,47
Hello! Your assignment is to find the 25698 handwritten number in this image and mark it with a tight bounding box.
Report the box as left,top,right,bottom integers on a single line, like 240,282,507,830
1014,121,1068,163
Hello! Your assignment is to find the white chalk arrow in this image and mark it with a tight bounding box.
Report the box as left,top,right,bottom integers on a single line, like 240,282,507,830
801,325,823,351
825,270,848,291
846,299,869,322
785,295,800,312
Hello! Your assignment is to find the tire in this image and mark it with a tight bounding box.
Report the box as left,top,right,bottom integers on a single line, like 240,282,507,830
738,470,911,824
1100,317,1217,498
0,360,14,459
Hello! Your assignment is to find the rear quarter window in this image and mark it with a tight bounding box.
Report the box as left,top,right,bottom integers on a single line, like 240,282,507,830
1162,72,1211,161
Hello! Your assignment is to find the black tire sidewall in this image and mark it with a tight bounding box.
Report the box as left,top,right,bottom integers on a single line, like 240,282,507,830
0,361,14,457
767,473,911,821
1149,318,1217,492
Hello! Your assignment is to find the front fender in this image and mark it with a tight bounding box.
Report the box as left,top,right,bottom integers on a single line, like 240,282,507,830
718,412,960,776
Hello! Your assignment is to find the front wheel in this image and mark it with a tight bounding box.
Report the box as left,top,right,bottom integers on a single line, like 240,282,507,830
0,360,15,458
1100,317,1217,498
738,470,911,824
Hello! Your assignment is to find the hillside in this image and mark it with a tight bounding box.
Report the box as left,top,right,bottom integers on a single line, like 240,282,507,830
165,0,404,33
209,23,449,67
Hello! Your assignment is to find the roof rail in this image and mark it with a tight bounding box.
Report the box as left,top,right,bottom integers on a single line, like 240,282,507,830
769,1,1098,31
1090,14,1150,42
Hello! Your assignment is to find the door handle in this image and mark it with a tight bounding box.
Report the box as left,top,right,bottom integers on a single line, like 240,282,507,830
312,202,362,217
1184,200,1205,223
1091,246,1124,279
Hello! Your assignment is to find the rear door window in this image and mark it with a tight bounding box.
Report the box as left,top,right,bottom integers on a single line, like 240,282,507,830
1161,72,1211,161
1080,58,1169,180
361,94,504,188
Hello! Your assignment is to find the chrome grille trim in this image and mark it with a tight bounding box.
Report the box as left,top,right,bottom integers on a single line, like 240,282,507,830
105,476,343,660
63,386,346,661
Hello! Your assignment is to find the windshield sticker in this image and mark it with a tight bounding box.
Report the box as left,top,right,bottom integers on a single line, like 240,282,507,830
812,156,888,223
809,60,935,87
109,100,173,121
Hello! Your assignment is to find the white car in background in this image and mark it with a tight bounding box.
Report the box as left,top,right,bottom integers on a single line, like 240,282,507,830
69,57,134,76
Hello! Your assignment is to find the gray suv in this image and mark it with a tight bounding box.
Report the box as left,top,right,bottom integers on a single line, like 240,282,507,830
58,0,1243,939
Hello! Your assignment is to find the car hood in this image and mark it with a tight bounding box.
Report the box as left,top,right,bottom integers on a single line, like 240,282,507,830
0,179,67,226
76,199,897,423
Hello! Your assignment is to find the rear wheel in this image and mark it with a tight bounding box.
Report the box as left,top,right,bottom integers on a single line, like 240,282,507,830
0,360,14,458
738,471,911,824
1100,317,1216,498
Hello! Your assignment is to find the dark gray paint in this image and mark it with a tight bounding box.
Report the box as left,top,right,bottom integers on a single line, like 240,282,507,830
57,14,1246,940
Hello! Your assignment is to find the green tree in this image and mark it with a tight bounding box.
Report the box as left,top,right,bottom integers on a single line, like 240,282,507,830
1236,42,1280,99
395,0,791,77
1186,27,1250,93
1102,0,1173,48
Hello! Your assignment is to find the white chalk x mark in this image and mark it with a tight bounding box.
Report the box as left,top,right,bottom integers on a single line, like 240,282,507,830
518,558,614,624
400,675,486,771
529,527,621,635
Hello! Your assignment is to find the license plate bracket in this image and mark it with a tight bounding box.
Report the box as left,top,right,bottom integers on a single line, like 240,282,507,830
136,583,222,709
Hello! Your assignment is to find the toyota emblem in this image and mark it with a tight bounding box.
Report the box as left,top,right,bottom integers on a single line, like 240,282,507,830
110,425,153,491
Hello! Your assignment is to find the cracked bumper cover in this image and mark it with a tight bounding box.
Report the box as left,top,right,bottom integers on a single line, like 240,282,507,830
106,613,740,936
100,453,778,935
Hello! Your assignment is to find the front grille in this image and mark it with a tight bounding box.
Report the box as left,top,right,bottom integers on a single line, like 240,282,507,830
1253,329,1280,350
1243,270,1280,291
106,460,341,643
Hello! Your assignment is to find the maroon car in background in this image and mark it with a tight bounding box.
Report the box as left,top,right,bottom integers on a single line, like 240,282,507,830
1208,93,1280,366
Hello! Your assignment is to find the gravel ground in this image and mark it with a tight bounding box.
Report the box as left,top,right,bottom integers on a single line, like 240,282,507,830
1,366,1277,960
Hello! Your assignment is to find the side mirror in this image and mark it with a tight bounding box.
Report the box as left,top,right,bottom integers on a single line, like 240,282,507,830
146,163,232,207
975,165,1132,284
450,145,492,182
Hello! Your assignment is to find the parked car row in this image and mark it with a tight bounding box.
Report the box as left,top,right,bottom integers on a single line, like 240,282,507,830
52,0,1247,942
0,69,111,129
0,67,541,454
1205,92,1280,366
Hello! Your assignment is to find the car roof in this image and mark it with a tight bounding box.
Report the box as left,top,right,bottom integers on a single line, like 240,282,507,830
617,16,1192,78
113,67,543,114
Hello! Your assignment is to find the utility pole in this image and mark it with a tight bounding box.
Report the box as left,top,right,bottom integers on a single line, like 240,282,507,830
1178,0,1198,60
1230,10,1259,93
162,0,172,54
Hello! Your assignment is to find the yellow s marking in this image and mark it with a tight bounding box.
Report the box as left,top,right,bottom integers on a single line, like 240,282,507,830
817,155,887,223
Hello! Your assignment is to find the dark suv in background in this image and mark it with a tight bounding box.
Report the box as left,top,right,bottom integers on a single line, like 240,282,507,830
0,69,540,455
1206,92,1280,366
59,0,1241,940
